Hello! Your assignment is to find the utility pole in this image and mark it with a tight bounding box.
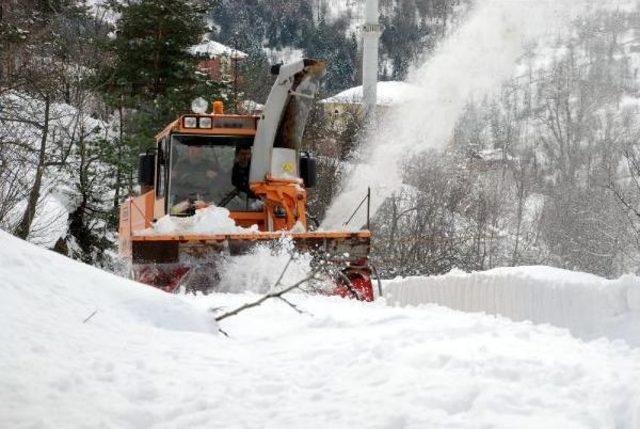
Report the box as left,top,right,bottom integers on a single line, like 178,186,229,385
362,0,380,124
233,32,239,114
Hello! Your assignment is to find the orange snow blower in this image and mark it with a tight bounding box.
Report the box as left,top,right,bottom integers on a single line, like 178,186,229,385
118,60,377,301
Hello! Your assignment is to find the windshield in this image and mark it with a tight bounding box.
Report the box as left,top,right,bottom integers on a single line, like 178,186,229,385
169,135,257,213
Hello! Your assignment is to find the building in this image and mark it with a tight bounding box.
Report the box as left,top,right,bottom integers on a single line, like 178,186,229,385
189,38,248,82
320,81,421,120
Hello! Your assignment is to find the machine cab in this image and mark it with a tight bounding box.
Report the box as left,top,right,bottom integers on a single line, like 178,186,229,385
140,106,318,230
135,59,324,234
139,106,268,228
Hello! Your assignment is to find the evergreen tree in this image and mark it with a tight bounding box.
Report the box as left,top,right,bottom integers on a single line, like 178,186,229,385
104,0,223,118
380,0,431,80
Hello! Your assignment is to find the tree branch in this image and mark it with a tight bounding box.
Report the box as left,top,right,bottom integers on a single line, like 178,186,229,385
214,272,318,322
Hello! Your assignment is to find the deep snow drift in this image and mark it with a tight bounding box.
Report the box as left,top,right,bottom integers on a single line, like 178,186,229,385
385,266,640,346
2,231,640,428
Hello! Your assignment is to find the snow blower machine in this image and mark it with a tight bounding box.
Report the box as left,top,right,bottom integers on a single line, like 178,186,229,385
118,59,377,301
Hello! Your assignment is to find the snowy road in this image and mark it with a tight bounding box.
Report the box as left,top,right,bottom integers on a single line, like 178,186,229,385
1,231,640,428
186,294,640,429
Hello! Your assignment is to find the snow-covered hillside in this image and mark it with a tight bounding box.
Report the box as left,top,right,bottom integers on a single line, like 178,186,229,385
0,91,117,250
1,231,640,428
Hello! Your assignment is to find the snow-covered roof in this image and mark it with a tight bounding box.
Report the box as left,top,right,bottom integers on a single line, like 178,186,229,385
321,81,421,107
189,40,248,60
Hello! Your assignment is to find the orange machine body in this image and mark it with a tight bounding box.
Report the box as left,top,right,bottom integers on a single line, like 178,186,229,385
118,111,319,255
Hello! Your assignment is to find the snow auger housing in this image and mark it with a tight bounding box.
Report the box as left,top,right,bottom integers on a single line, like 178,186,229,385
118,59,375,300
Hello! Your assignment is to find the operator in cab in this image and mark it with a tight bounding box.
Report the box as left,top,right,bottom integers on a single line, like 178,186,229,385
171,145,224,214
232,142,253,196
211,141,264,211
216,142,257,209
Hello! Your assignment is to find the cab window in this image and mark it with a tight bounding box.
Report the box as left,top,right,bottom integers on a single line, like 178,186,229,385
168,135,259,213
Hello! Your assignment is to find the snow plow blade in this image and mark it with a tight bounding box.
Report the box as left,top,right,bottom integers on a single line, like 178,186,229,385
129,230,375,300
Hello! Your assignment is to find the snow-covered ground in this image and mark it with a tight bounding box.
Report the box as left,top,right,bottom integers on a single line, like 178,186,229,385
2,231,640,428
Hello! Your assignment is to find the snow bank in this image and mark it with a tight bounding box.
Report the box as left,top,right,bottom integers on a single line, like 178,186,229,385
384,266,640,346
0,230,215,333
139,206,258,235
0,231,216,427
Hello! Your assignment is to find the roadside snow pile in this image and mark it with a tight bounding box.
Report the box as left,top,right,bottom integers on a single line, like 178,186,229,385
1,232,640,427
384,266,640,346
0,229,218,428
0,230,215,333
139,206,258,235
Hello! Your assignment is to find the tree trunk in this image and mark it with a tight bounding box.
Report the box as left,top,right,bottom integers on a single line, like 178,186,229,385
15,96,50,239
113,104,124,210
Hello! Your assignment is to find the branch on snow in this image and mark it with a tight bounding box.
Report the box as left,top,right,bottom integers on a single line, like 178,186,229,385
214,271,318,323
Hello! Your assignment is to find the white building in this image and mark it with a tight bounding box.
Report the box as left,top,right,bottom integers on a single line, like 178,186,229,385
321,81,420,118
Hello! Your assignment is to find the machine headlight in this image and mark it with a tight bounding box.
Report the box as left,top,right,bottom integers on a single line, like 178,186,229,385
198,117,212,128
183,116,197,128
191,97,208,114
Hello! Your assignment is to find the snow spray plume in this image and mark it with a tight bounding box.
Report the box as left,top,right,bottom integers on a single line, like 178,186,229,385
216,238,314,294
321,0,623,229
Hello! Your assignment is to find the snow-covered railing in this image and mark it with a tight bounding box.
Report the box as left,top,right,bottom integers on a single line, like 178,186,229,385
384,266,640,345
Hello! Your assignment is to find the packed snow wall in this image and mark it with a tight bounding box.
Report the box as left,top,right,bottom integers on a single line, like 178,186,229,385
384,266,640,346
